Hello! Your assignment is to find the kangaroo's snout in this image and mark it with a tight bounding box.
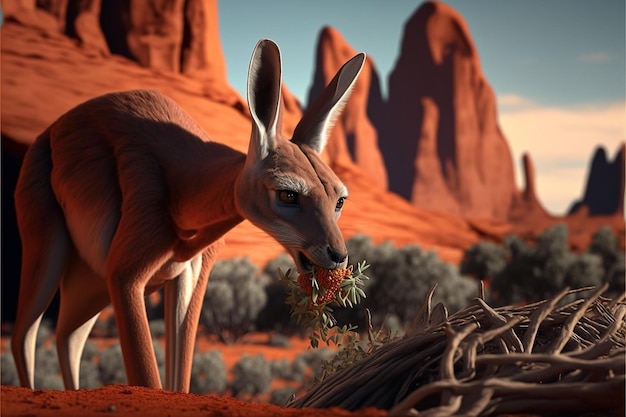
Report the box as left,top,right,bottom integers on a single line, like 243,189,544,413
327,246,348,265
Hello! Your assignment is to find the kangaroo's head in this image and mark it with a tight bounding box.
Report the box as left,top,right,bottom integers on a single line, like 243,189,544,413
235,39,365,274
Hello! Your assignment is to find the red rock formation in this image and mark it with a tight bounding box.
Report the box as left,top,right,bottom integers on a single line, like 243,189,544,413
67,0,110,56
181,0,225,80
381,1,519,220
1,20,490,270
124,0,185,73
307,27,388,189
2,0,60,32
507,151,625,251
508,153,551,222
569,144,625,216
3,0,622,283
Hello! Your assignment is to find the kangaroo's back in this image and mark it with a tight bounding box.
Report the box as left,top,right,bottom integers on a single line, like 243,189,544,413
20,91,208,277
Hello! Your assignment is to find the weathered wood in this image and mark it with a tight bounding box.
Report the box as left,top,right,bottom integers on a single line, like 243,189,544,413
292,285,626,416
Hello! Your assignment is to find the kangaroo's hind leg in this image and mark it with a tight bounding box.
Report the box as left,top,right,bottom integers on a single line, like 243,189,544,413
163,243,221,392
56,251,110,390
11,135,72,389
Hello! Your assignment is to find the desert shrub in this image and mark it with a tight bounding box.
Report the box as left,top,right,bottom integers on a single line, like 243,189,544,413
98,343,126,385
486,224,622,306
491,224,575,305
271,358,305,382
565,252,605,288
267,333,291,348
270,386,298,406
1,351,19,386
263,252,297,281
200,258,267,344
588,225,625,295
36,319,54,347
606,259,625,295
460,241,507,281
190,350,227,394
366,243,474,325
255,282,299,334
294,348,335,380
346,234,377,267
149,319,166,338
231,354,272,397
79,341,102,388
34,345,63,389
256,254,302,334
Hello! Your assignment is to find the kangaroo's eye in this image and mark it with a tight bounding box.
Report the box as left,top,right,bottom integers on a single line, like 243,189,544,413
336,197,346,210
278,190,298,205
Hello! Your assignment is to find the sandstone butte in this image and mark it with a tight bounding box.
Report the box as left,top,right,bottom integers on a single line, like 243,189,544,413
2,1,498,271
306,1,624,251
1,0,623,278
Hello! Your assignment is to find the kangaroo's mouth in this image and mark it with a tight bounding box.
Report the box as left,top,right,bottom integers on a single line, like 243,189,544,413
298,251,314,273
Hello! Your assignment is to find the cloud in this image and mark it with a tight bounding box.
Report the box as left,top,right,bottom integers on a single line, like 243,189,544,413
497,98,625,215
497,94,535,109
577,52,613,63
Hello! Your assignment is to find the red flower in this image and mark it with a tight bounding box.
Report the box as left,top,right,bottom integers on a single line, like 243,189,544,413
297,266,353,306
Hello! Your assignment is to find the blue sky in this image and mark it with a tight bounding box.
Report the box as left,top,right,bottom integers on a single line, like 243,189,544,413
218,1,625,215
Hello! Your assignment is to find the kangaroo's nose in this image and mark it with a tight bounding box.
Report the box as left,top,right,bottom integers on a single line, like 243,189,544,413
327,246,348,264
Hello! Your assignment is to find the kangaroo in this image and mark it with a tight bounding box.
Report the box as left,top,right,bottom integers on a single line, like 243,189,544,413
12,39,365,392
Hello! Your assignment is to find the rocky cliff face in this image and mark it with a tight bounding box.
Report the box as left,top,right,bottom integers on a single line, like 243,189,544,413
0,4,491,270
568,145,625,216
2,0,623,268
307,27,388,190
380,1,519,220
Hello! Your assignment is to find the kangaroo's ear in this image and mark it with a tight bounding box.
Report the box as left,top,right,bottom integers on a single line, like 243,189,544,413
292,53,366,154
247,39,283,162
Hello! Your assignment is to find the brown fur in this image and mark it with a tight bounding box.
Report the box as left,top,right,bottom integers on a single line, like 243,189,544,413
12,39,365,392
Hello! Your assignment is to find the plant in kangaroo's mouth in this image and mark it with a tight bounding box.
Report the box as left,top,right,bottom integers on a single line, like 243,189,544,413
279,261,370,349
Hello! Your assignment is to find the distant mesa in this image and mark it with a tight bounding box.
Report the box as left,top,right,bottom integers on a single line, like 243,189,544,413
568,144,625,216
347,1,520,221
309,0,624,228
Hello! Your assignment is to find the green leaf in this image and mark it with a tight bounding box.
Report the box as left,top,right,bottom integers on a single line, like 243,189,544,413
311,276,320,290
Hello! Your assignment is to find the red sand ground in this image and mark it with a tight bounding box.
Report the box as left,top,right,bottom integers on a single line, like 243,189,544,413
0,332,388,417
0,385,387,417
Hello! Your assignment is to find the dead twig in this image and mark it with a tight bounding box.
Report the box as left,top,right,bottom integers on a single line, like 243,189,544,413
291,285,626,416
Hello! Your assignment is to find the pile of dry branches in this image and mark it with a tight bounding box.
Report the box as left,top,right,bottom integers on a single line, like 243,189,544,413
291,283,625,416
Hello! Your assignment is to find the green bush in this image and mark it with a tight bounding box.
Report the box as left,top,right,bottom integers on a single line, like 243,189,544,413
477,224,624,305
231,354,272,397
588,225,625,294
79,341,101,388
34,345,63,389
366,242,474,325
200,258,267,344
1,351,19,386
98,343,126,385
256,253,303,335
271,358,305,382
190,350,227,394
460,241,507,281
346,234,377,268
293,349,335,380
270,386,298,406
